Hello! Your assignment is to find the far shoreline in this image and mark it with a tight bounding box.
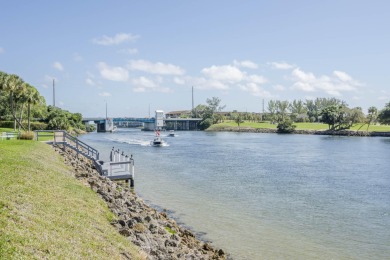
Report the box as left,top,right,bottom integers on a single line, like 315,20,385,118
206,126,390,137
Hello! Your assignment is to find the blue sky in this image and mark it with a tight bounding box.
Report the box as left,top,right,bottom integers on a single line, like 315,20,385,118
1,1,389,117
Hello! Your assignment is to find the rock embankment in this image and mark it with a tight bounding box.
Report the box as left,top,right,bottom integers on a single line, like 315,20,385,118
208,126,390,137
53,146,227,260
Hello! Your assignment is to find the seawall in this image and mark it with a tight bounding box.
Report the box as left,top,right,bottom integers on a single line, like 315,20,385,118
52,145,227,260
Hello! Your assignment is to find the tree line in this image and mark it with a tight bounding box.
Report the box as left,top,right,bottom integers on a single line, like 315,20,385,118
0,71,88,133
266,97,390,131
190,96,390,132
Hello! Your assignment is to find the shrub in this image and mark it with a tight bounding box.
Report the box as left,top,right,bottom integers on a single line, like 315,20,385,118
199,118,213,130
19,131,34,140
0,121,47,130
277,120,296,133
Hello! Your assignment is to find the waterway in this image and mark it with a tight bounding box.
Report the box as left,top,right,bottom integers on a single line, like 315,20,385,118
79,129,390,259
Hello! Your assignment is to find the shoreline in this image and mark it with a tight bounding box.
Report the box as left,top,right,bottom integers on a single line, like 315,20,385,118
53,145,227,259
206,126,390,137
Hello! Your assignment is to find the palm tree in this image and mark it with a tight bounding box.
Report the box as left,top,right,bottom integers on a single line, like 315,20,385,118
276,100,290,122
366,106,378,131
15,82,29,132
267,100,277,123
24,84,41,131
3,74,26,131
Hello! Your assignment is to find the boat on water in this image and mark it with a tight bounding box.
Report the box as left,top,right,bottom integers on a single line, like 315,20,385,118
168,130,175,137
151,130,164,147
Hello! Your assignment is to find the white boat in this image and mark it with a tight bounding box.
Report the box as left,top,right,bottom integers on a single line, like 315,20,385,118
151,136,164,146
151,130,164,146
168,130,175,137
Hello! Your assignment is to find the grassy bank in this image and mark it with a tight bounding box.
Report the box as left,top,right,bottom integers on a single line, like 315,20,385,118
207,121,390,132
0,140,143,259
1,127,54,141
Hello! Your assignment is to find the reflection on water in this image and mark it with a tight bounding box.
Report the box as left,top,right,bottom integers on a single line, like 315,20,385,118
80,129,390,259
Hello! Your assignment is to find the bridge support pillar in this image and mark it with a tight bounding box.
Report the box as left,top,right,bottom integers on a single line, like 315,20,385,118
143,122,155,131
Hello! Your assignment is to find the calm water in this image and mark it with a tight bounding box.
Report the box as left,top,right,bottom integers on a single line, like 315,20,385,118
80,129,390,259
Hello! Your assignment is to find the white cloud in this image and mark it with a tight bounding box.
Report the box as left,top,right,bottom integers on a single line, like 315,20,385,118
133,87,146,93
128,59,185,75
92,33,139,46
97,62,128,82
273,84,286,91
269,61,295,70
239,83,272,98
173,77,185,85
199,79,228,90
201,65,244,83
233,60,258,69
246,75,267,84
291,68,361,96
86,78,95,86
132,76,158,89
131,76,172,93
184,76,229,90
119,48,139,55
98,92,111,97
0,47,4,54
53,62,64,71
333,70,352,82
188,64,267,92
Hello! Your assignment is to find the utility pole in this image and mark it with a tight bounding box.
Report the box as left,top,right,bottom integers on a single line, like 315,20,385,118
192,86,194,111
53,79,55,107
262,99,265,121
105,101,108,119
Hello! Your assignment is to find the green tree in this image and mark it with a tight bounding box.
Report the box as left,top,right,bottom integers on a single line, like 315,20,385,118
233,113,244,127
320,105,340,130
46,107,70,130
306,98,346,122
24,84,41,131
321,105,364,130
378,102,390,125
206,97,226,124
276,100,290,122
277,119,296,133
194,97,225,129
290,99,307,122
305,99,317,122
267,100,277,123
2,74,26,130
191,104,208,118
199,118,213,130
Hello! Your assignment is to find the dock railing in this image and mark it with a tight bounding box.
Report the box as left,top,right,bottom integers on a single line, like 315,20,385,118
35,130,99,161
34,130,135,188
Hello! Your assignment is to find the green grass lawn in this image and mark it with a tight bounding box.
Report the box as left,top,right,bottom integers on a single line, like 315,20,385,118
0,128,54,141
349,123,390,132
209,121,277,130
0,127,18,133
209,121,390,132
0,140,143,259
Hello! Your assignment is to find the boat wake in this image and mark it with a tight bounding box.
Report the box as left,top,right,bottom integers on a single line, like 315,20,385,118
105,137,151,146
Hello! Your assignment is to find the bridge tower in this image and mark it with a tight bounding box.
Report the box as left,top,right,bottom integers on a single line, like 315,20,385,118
155,110,164,130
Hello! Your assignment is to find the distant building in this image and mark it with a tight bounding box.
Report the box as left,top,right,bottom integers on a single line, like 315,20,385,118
165,110,191,118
